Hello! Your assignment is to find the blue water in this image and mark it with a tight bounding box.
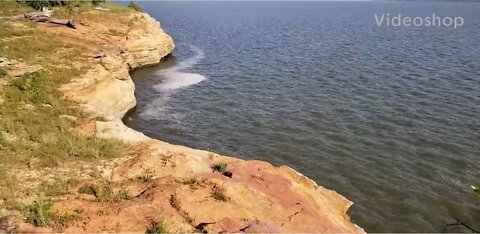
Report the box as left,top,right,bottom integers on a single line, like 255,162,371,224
124,2,480,232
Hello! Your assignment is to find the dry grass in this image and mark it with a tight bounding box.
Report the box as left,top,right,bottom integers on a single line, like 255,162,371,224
0,1,31,17
0,1,134,220
78,181,132,203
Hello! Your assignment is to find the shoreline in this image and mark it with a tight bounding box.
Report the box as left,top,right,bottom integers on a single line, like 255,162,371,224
64,10,365,233
92,13,364,232
1,3,364,232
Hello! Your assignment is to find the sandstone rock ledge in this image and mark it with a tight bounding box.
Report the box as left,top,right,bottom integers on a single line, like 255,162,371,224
45,9,364,234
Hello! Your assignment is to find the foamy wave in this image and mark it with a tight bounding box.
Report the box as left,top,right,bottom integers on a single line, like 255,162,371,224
140,45,206,120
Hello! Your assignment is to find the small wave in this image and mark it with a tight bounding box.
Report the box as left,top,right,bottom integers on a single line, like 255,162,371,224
140,45,206,120
154,72,206,91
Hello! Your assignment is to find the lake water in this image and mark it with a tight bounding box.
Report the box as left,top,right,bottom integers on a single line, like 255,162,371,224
123,1,480,232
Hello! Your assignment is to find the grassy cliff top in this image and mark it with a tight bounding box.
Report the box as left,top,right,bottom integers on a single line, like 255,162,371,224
0,1,142,222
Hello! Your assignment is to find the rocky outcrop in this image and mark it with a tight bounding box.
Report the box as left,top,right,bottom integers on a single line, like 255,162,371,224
0,57,43,77
59,12,174,120
123,13,175,69
49,7,363,234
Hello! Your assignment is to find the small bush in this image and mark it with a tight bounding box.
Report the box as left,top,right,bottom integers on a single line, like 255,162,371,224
137,169,154,182
146,219,169,234
115,189,132,201
22,201,82,228
181,177,198,185
212,185,228,202
212,162,227,173
127,1,143,12
11,72,47,103
23,201,53,227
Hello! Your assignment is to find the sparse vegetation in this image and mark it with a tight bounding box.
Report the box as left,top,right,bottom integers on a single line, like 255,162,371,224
146,218,169,234
41,178,79,197
23,201,54,227
78,181,131,202
128,1,143,12
181,177,198,185
169,193,195,226
106,28,124,37
170,193,181,211
116,189,132,201
0,0,141,223
11,72,46,103
178,176,200,189
212,185,228,202
22,200,83,228
137,169,155,182
212,162,228,173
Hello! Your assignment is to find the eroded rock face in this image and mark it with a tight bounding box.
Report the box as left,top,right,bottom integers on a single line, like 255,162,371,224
123,13,175,69
21,6,364,234
58,12,175,120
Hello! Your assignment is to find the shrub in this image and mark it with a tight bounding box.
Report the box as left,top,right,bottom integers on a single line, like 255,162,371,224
22,200,82,228
127,1,143,12
23,201,54,227
137,169,154,182
115,189,132,201
212,162,227,173
212,185,228,202
146,219,169,234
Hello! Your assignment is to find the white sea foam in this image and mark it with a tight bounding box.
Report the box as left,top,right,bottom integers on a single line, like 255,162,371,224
140,45,206,120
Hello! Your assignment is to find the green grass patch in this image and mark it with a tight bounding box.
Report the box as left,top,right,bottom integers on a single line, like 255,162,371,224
10,72,47,103
23,201,53,227
41,178,79,197
22,200,83,228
